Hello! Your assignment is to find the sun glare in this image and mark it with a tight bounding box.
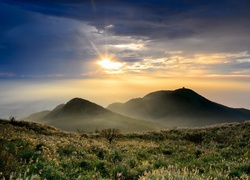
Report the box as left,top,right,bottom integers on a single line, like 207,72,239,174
98,58,123,70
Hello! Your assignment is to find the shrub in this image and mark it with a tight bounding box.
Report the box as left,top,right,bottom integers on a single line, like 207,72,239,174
97,149,105,160
80,160,93,170
162,149,172,156
128,158,137,168
21,149,39,163
137,150,149,161
110,150,123,163
194,149,202,158
229,169,242,178
9,116,16,123
96,161,109,177
35,143,48,152
59,145,75,156
184,132,203,144
154,159,168,169
100,128,121,145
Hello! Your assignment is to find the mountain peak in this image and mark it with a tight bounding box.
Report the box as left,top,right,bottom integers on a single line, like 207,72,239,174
172,87,198,95
67,97,93,104
108,88,250,127
63,97,109,115
143,88,199,101
26,97,161,132
170,88,207,104
143,90,172,100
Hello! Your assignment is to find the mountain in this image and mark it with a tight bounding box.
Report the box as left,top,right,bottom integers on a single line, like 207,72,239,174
107,88,250,127
25,88,250,131
25,98,162,132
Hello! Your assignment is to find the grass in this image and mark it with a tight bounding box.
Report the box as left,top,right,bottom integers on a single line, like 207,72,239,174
0,119,250,179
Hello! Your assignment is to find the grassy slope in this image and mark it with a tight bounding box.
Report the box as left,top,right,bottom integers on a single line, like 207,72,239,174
1,119,250,179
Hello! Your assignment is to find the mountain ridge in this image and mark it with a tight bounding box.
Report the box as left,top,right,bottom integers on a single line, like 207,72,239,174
25,97,162,132
107,88,250,127
25,88,250,131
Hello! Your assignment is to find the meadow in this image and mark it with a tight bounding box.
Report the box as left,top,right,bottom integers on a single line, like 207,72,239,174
0,119,250,179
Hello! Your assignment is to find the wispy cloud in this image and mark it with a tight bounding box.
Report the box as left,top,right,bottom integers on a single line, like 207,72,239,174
0,73,15,77
94,51,250,77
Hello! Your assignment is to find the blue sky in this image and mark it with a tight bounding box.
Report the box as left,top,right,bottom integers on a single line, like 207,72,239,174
1,0,250,118
1,0,250,77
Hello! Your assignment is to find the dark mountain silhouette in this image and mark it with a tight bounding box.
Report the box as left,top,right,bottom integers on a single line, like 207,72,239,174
107,88,250,127
44,98,110,120
25,98,162,132
25,88,250,131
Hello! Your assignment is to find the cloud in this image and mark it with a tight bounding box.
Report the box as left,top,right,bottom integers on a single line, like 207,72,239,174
2,0,250,40
0,73,15,77
0,4,100,77
95,51,250,76
1,0,250,78
111,43,144,51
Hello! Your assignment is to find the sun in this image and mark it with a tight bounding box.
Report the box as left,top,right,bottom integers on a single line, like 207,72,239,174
98,58,123,70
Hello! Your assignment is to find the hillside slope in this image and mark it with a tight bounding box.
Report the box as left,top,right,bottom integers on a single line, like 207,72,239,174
1,119,250,179
25,98,162,132
108,88,250,127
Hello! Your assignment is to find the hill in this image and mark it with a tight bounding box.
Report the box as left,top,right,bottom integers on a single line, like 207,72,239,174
107,88,250,127
25,98,162,132
1,119,250,179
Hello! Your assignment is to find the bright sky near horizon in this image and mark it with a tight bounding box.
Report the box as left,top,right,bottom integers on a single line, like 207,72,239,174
1,0,250,118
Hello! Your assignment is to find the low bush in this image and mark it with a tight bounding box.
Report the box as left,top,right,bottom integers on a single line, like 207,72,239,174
184,132,203,144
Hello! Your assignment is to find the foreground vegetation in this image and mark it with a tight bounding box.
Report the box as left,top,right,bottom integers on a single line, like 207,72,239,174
1,119,250,179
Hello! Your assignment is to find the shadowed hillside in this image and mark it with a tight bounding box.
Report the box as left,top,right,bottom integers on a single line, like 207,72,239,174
25,88,250,131
108,88,250,127
25,98,162,132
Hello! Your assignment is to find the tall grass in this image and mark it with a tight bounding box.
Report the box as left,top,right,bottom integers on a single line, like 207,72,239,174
0,119,250,179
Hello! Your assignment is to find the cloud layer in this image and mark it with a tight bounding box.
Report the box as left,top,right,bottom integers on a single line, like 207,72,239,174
1,0,250,78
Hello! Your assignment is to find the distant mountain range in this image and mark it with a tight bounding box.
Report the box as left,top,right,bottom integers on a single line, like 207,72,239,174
25,98,162,132
25,88,250,132
108,88,250,127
